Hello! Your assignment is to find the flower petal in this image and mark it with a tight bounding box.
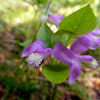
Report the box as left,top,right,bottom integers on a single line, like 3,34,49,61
55,15,64,20
76,34,100,50
76,28,100,38
76,34,87,38
90,28,100,35
37,48,52,57
88,35,100,50
47,14,63,26
70,37,91,54
75,55,94,62
68,60,81,84
40,15,48,23
53,43,75,64
22,40,46,57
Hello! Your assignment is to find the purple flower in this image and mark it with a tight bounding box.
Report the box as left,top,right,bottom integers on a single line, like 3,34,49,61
53,43,98,84
40,15,48,23
22,40,52,67
40,14,64,26
70,28,100,54
47,14,64,26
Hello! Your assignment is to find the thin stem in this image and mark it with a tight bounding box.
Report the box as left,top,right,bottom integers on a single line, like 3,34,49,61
51,84,57,100
46,81,51,100
3,86,9,100
45,0,53,15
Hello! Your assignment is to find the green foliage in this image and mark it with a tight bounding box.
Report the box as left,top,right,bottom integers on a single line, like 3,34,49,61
37,0,48,4
51,30,68,47
68,83,90,100
37,23,53,48
42,64,70,84
59,5,97,35
0,0,37,26
0,64,42,100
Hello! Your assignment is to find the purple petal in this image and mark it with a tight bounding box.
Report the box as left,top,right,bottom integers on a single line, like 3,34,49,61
47,14,63,26
76,33,87,38
97,37,100,44
75,55,94,62
76,34,100,50
55,15,64,20
90,28,100,35
22,40,46,57
68,60,81,84
88,35,100,50
37,48,52,57
70,37,91,54
53,43,75,64
40,15,48,23
77,28,100,38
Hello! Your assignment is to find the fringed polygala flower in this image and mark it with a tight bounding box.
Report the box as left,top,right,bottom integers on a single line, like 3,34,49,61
22,40,52,67
40,15,48,23
70,28,100,54
47,14,64,26
53,43,98,84
40,14,64,26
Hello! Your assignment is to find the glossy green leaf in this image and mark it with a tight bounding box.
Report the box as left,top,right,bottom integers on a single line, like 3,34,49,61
51,30,68,47
59,5,97,35
37,23,53,48
42,64,70,84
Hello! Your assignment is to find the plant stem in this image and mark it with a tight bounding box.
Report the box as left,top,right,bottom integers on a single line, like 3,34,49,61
51,84,57,100
3,86,9,100
45,0,53,15
46,81,51,100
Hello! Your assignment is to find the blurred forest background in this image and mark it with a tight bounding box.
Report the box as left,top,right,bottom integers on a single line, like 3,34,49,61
0,0,100,100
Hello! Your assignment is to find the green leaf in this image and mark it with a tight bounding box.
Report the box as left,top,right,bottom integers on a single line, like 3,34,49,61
51,30,68,47
42,64,70,84
37,23,53,48
59,5,97,35
37,0,48,4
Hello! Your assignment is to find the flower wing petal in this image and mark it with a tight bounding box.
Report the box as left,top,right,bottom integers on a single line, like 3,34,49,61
70,37,91,54
90,28,100,35
68,60,81,84
88,35,100,50
77,28,100,38
53,43,75,64
76,34,100,50
22,40,46,57
37,48,52,57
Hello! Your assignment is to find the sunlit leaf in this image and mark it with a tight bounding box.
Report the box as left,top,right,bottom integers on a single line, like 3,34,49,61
42,64,70,84
59,5,97,35
37,23,53,48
